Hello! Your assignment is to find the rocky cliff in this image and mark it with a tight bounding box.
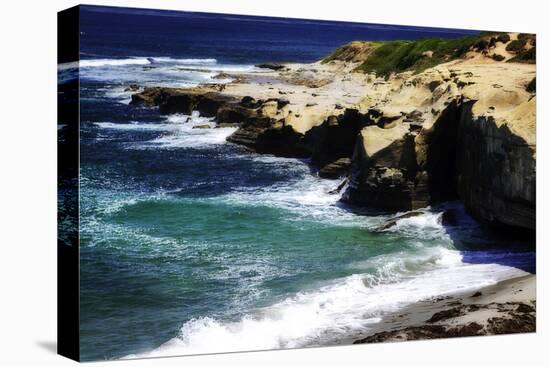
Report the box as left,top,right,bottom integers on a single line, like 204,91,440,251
130,32,536,232
455,98,536,230
344,59,536,230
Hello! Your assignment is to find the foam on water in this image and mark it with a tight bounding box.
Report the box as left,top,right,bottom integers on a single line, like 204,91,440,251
59,57,264,88
142,129,236,148
131,251,527,358
93,112,238,147
389,211,447,241
147,57,218,65
218,170,362,227
59,57,219,70
120,112,238,149
80,57,152,68
102,87,135,104
94,122,181,131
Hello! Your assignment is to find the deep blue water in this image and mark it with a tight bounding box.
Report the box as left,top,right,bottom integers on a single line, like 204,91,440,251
79,5,479,64
58,6,534,361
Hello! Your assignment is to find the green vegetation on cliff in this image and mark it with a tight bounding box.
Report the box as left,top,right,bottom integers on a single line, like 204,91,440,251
507,34,536,64
323,32,536,76
354,35,488,76
508,46,536,63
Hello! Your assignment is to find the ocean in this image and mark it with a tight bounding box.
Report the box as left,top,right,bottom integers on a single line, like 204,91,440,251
58,5,535,361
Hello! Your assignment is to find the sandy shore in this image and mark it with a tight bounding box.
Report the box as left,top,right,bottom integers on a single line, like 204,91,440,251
345,274,536,344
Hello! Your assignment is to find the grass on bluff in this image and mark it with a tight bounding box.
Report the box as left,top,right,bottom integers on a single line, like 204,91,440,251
323,32,535,77
354,34,490,76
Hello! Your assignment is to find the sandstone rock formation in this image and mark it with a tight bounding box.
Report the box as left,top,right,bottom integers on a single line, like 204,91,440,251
129,32,536,232
345,60,536,230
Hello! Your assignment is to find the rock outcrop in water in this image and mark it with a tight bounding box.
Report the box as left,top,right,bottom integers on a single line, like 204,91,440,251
131,87,310,157
130,32,536,232
131,87,237,116
345,123,426,211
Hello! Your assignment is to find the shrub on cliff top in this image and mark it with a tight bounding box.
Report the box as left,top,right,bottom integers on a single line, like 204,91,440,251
517,33,535,40
508,47,536,64
497,33,511,43
505,39,527,53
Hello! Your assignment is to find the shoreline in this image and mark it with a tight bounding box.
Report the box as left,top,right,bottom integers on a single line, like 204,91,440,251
120,33,536,355
345,274,536,344
132,273,536,358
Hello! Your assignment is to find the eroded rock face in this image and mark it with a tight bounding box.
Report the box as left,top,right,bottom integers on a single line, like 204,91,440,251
304,109,373,176
345,124,427,211
345,60,535,231
225,97,310,157
318,158,352,179
346,94,536,230
455,102,536,230
130,87,237,116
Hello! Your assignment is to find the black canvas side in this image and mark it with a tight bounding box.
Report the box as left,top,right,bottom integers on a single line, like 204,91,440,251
57,5,80,362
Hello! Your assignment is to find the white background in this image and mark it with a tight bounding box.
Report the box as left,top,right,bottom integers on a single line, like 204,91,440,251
0,0,547,365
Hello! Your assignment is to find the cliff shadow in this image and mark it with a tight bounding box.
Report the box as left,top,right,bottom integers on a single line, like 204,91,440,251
424,100,461,202
431,202,536,273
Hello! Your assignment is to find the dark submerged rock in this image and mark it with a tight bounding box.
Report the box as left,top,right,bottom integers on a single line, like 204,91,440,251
124,84,140,92
255,63,285,70
328,179,348,194
373,211,424,231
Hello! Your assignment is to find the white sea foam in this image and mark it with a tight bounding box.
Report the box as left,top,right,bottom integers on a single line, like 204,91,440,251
147,57,218,65
389,211,447,240
395,211,443,229
65,56,265,89
60,57,218,69
143,128,236,148
130,253,527,358
80,58,152,68
102,87,135,104
370,202,483,242
164,114,194,124
62,56,266,95
219,171,362,227
125,112,238,149
94,122,182,131
60,57,260,73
